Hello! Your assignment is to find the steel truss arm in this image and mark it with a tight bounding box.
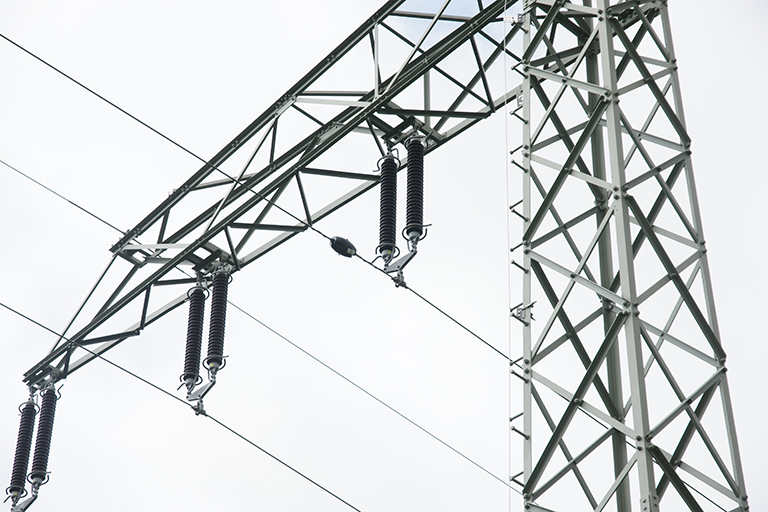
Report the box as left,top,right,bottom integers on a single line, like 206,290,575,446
24,0,523,389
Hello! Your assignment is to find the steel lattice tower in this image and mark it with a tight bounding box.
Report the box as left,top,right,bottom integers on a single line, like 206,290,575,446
516,1,749,511
7,1,749,511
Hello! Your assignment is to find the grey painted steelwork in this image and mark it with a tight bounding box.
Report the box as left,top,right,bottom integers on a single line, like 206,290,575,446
18,1,748,510
518,1,749,511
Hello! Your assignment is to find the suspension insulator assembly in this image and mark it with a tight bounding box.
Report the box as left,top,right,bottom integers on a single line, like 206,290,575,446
405,137,425,245
29,388,56,487
377,153,398,263
374,138,428,283
6,400,36,503
181,285,206,391
205,268,229,373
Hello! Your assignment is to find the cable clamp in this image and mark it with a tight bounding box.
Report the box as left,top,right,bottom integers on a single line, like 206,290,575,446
391,271,407,289
192,400,207,417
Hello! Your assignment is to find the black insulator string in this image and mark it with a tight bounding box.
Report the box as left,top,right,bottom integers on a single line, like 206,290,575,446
206,270,228,371
377,154,398,257
182,286,205,388
405,138,425,241
7,400,36,499
0,301,363,512
29,388,56,485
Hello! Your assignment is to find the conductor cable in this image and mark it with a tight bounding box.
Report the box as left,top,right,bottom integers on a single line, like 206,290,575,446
1,152,518,490
228,300,517,491
0,157,123,235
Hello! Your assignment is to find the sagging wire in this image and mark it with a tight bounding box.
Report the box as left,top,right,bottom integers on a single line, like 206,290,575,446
227,300,516,492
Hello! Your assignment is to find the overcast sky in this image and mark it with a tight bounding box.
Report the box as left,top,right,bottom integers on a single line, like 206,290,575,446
0,1,765,511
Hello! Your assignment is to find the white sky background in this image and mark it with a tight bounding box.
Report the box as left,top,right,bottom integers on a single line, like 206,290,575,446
0,1,765,511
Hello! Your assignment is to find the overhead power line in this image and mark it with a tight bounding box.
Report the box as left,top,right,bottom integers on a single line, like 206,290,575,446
0,154,517,492
0,157,124,235
229,300,517,492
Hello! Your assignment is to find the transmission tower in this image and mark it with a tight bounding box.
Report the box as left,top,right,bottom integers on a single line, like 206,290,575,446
5,1,749,511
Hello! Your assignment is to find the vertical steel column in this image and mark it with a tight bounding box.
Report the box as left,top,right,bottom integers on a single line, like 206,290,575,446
521,0,534,491
587,2,631,509
595,1,658,508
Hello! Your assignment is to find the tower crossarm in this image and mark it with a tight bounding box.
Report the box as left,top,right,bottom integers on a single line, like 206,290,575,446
22,0,524,390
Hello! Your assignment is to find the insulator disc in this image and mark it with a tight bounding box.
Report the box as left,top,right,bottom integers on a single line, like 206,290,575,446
378,155,398,254
206,271,228,369
7,400,36,497
182,287,205,386
405,138,424,240
29,389,57,484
